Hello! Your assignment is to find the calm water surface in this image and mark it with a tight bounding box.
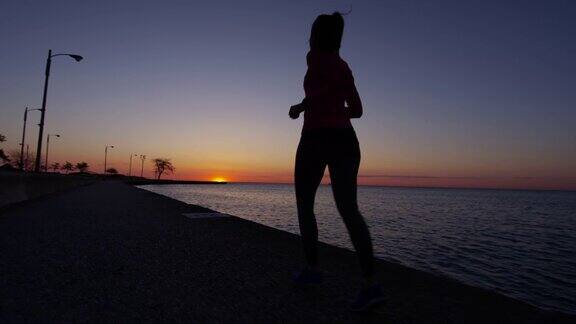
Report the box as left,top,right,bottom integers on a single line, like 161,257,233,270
140,183,576,315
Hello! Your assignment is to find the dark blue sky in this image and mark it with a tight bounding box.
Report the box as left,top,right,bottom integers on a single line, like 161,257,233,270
1,0,575,188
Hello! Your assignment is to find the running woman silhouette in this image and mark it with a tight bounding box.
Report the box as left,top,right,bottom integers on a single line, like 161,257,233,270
289,12,384,311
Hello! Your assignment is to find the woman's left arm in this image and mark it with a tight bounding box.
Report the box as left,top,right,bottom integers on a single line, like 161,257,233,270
345,69,363,118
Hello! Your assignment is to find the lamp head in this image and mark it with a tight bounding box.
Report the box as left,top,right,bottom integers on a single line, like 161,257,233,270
69,54,83,62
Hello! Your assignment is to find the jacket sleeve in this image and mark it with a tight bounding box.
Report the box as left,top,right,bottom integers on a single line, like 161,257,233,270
344,66,363,118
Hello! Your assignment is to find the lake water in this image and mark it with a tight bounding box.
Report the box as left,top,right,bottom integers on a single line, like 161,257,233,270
140,183,576,315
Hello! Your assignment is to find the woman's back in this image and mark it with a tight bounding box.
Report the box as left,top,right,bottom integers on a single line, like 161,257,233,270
302,50,362,130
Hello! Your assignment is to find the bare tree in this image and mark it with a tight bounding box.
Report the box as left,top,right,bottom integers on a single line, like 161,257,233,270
17,148,39,171
62,161,74,174
19,149,43,171
152,158,175,180
50,162,61,173
0,134,9,165
23,154,34,171
75,161,89,173
7,149,21,168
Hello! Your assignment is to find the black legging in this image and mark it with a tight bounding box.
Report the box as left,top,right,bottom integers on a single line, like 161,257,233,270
295,127,374,278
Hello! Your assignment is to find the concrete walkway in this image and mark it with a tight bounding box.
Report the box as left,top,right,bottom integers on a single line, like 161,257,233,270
0,182,571,323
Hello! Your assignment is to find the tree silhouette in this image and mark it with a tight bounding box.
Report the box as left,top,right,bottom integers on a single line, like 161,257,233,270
152,158,175,180
7,149,21,168
0,134,9,165
4,147,41,171
106,167,118,174
75,161,89,173
23,152,34,171
62,161,74,174
50,162,60,173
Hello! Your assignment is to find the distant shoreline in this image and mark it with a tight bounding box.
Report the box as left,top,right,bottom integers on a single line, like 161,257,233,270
127,179,227,185
0,170,226,209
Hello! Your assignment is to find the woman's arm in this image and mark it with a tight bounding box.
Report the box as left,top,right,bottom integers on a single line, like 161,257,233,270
290,69,338,118
289,69,325,119
346,82,363,118
289,102,306,119
345,68,363,118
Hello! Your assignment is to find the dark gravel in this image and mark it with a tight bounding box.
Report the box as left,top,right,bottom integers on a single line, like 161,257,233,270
0,181,572,323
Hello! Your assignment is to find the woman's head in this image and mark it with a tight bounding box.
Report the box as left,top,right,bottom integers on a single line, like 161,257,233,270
309,12,344,52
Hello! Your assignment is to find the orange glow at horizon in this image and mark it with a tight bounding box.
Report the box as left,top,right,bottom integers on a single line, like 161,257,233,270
0,1,575,193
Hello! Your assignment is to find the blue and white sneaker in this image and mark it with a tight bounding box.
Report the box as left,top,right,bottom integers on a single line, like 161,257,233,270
293,268,323,285
350,284,385,312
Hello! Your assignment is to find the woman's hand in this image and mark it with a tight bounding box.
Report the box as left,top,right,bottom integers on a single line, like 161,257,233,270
289,103,305,119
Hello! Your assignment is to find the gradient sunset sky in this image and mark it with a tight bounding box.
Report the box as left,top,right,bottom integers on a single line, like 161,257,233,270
1,0,575,190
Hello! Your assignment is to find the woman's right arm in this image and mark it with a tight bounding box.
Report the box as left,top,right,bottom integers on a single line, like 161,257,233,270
289,68,327,119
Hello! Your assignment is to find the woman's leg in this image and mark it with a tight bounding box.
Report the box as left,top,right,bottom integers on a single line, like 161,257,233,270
295,137,326,268
328,138,375,280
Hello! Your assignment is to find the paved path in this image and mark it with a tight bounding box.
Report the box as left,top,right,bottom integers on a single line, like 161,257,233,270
0,182,571,323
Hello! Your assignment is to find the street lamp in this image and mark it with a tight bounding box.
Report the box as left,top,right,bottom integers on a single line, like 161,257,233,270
20,107,41,170
104,145,114,174
128,153,138,177
34,49,83,172
45,134,60,172
140,155,146,178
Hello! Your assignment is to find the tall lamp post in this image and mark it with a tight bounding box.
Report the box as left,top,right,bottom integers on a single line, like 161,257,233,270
140,155,146,178
25,145,30,170
34,49,83,172
20,107,41,170
128,153,138,177
45,134,60,172
104,145,114,174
